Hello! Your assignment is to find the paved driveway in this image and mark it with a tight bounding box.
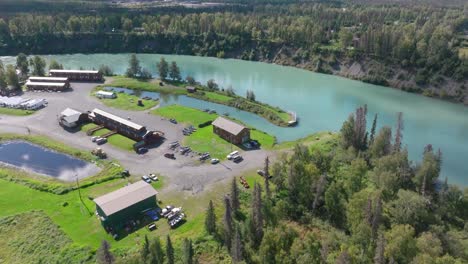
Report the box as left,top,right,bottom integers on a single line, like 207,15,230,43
0,82,272,192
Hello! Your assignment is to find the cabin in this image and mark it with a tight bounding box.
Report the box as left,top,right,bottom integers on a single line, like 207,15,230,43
25,81,69,91
186,86,197,93
59,108,87,128
49,70,103,82
96,90,117,99
89,108,147,141
212,117,250,145
94,181,158,232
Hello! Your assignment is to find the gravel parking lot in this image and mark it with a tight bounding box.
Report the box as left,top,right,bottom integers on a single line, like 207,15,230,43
0,82,272,193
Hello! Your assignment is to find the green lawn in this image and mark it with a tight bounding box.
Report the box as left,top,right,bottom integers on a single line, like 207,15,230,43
97,92,158,111
0,211,93,264
0,108,35,116
151,104,216,126
107,76,186,94
80,124,136,151
202,91,233,102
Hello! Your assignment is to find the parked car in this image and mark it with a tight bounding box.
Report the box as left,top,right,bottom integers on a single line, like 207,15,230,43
250,140,260,148
149,173,159,181
96,138,107,145
121,170,130,177
141,175,151,183
233,155,243,163
169,118,177,124
147,223,156,231
257,169,265,176
91,136,99,142
211,158,220,164
227,151,239,160
137,147,148,154
164,153,175,159
199,153,210,161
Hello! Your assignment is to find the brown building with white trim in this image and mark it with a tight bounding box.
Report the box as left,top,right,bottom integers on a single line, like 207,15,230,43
212,117,250,145
49,69,103,82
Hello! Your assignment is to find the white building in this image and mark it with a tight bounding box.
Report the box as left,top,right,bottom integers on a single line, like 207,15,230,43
96,90,117,99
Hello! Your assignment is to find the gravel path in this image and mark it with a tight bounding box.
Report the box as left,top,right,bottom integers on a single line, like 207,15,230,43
0,82,273,193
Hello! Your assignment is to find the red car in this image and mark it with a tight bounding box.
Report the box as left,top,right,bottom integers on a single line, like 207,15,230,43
164,153,175,159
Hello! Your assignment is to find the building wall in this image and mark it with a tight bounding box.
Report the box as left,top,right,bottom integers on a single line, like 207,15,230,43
97,195,157,230
93,113,146,141
213,126,250,144
26,83,69,91
50,72,102,82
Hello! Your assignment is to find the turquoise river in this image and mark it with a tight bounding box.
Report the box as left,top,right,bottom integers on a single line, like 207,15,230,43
1,54,467,186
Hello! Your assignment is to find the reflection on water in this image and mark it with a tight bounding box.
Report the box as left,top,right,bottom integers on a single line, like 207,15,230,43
0,141,99,181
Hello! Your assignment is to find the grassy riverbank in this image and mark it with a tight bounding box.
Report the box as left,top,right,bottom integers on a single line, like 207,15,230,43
101,76,291,127
94,91,158,111
152,105,276,158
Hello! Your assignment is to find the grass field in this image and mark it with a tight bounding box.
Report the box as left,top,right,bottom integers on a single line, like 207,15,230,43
202,91,232,102
80,124,136,151
0,211,93,264
152,105,276,158
107,76,186,94
0,108,35,116
97,92,158,111
151,104,216,125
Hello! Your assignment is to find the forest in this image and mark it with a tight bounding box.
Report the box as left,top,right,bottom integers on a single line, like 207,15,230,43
99,107,468,264
0,2,466,103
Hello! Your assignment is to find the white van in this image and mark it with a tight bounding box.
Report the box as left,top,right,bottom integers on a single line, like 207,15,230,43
226,150,239,160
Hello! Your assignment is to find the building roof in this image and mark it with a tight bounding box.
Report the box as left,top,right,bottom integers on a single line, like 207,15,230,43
92,108,144,131
186,86,196,90
61,108,82,117
26,81,67,87
50,69,99,74
29,76,69,81
212,117,247,136
94,181,157,216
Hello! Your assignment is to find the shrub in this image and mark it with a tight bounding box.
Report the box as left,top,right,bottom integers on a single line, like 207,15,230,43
198,120,213,128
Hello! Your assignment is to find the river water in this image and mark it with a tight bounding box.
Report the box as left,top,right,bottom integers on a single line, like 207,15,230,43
1,53,467,186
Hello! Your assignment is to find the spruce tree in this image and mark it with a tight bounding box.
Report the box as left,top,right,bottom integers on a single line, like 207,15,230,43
157,57,169,80
126,54,141,77
141,235,150,263
393,112,404,153
182,238,194,264
230,178,240,213
264,156,271,199
205,200,217,235
231,224,243,263
16,53,29,76
169,61,181,81
223,195,233,249
166,235,175,264
96,240,115,264
149,237,164,264
369,113,378,146
251,183,264,248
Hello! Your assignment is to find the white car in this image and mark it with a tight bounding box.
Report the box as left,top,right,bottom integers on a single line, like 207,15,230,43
141,175,151,183
149,173,158,181
91,136,99,142
226,151,239,160
211,158,220,164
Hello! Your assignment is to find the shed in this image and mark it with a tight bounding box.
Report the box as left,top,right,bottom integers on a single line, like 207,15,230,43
94,181,158,230
96,90,117,99
186,86,197,93
212,117,250,144
59,108,86,128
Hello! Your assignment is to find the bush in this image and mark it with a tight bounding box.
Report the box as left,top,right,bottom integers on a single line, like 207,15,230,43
198,120,213,128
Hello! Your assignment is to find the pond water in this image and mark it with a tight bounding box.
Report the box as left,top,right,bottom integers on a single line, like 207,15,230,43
1,53,467,186
0,141,99,181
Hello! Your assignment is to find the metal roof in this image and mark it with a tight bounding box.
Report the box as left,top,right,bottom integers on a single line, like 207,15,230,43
50,69,99,74
26,81,67,86
92,108,144,131
212,117,247,136
96,91,116,96
29,76,69,81
61,108,82,117
94,181,157,216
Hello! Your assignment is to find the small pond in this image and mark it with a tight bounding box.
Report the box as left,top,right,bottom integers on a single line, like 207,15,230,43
0,141,100,181
105,86,291,136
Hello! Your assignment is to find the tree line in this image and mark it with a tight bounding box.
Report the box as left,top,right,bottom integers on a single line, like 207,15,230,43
197,106,468,263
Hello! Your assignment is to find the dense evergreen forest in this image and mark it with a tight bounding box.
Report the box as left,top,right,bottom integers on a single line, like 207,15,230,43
114,107,468,264
0,1,466,103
